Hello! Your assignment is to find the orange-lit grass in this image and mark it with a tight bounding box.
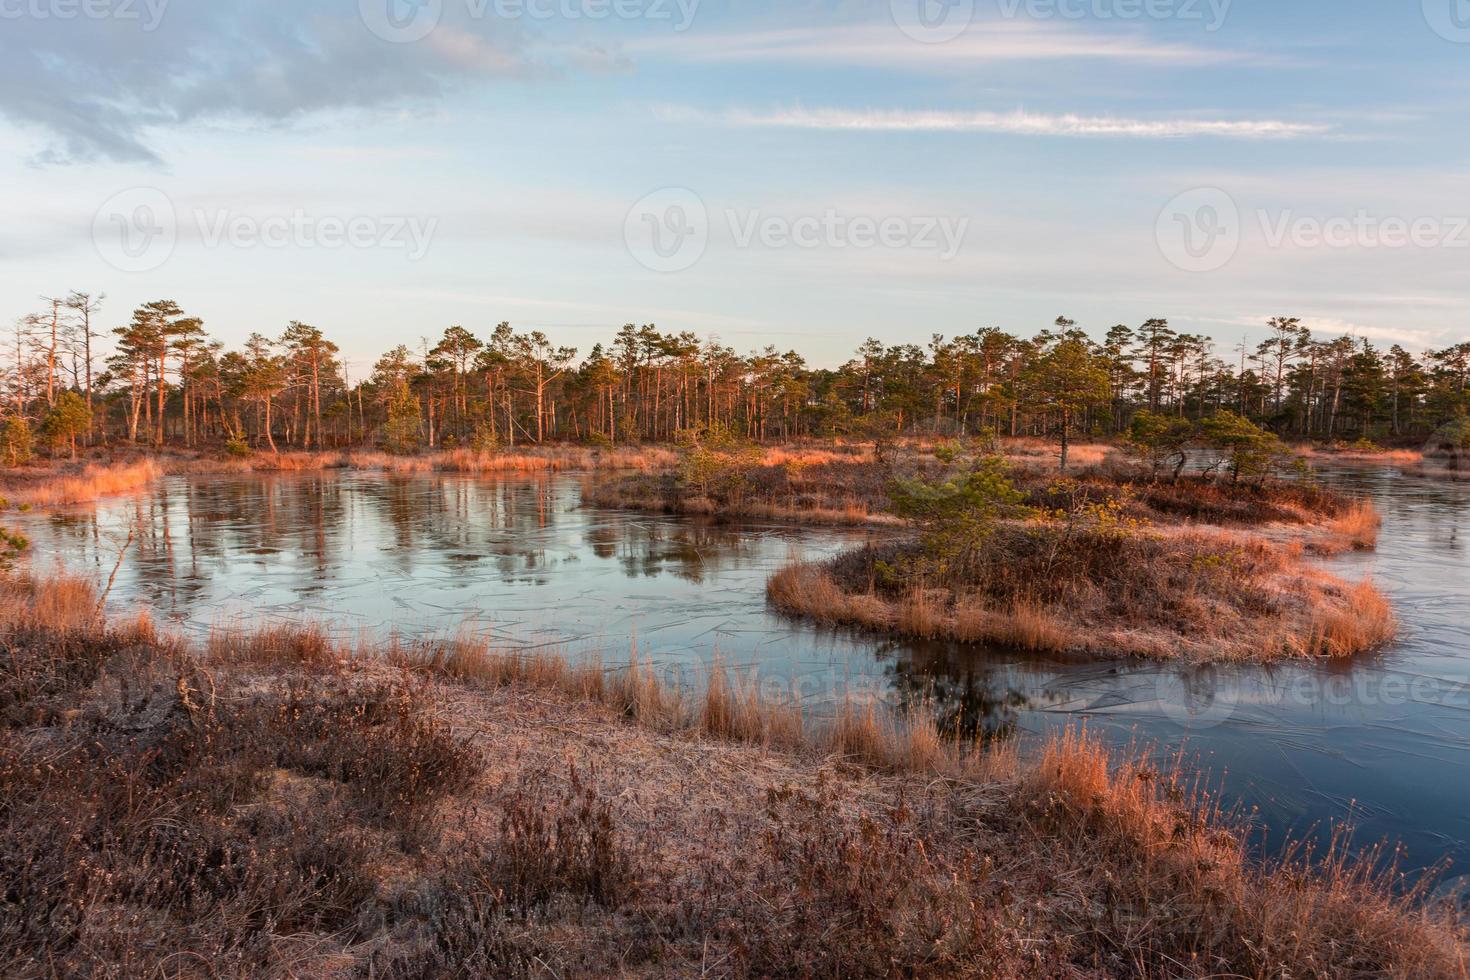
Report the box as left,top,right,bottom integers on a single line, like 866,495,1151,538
4,460,162,506
1310,499,1383,555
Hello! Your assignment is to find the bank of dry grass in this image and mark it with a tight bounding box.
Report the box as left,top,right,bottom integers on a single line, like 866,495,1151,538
768,520,1397,662
0,459,162,507
0,573,1463,977
1295,442,1426,465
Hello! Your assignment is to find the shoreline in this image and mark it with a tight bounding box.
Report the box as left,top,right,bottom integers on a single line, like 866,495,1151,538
1,444,1398,668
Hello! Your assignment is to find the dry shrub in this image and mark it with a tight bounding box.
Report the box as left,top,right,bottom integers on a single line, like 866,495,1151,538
491,767,639,910
369,767,643,979
586,450,930,527
0,619,479,976
1129,473,1353,527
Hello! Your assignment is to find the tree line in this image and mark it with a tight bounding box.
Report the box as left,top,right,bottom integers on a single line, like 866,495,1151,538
3,296,1468,459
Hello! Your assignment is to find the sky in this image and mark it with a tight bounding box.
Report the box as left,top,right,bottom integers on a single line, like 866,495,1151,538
1,0,1467,375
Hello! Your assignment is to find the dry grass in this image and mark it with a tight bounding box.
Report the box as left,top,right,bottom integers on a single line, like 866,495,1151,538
1311,500,1384,555
0,572,1463,978
1296,442,1426,464
1002,436,1122,469
769,523,1398,663
1,459,162,506
1306,577,1399,657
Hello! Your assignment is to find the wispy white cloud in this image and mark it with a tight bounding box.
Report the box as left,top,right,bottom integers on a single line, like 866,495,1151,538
628,22,1246,69
1220,314,1449,348
659,105,1332,140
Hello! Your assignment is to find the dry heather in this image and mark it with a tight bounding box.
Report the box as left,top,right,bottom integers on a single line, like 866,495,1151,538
0,573,1463,978
768,523,1397,663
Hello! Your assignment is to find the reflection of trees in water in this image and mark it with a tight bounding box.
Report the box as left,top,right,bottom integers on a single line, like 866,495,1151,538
584,519,756,583
357,476,570,584
881,639,1038,744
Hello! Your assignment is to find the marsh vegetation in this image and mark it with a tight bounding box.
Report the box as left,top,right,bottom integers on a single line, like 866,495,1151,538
0,573,1463,979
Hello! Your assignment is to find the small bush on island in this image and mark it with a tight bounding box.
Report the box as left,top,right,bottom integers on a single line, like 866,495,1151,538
768,447,1393,662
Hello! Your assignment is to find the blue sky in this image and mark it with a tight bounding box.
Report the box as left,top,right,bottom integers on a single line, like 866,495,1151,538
2,0,1467,374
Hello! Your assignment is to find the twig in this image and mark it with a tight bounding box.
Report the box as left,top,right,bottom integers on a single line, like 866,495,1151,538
93,526,136,620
